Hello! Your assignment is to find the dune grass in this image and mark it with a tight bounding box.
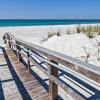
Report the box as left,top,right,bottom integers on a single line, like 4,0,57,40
76,25,100,38
42,25,100,42
76,24,81,33
41,28,61,42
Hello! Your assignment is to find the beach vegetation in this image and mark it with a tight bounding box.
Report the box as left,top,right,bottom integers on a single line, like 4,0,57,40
66,29,70,34
85,26,94,38
56,28,61,36
41,37,48,42
98,26,100,35
41,28,61,42
76,24,81,33
47,31,56,38
80,26,86,33
76,25,100,38
82,46,90,63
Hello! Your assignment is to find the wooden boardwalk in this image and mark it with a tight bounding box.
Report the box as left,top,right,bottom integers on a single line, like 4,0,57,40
1,33,100,100
0,46,50,100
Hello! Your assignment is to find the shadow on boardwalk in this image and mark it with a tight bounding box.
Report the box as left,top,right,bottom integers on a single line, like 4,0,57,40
0,46,50,100
0,45,100,100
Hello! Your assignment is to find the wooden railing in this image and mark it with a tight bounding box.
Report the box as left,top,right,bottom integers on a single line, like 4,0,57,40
3,32,100,100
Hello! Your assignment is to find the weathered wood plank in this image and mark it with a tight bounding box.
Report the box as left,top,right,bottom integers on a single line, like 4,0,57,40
48,59,58,100
29,56,86,100
0,47,50,100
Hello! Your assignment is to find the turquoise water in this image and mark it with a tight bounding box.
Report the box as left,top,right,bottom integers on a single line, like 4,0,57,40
0,19,100,26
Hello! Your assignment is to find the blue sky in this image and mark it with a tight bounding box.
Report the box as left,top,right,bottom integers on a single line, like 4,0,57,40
0,0,100,19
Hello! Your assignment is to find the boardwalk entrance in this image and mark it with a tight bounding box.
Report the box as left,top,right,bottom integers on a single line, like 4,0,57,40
0,46,50,100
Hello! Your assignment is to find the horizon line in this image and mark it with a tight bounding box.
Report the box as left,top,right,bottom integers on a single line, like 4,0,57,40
0,19,100,20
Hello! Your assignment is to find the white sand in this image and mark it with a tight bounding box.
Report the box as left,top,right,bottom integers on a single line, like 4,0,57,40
0,25,76,43
0,24,100,66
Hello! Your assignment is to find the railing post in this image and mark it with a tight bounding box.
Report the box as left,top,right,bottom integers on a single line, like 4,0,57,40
3,36,7,44
4,39,7,44
16,45,22,62
8,39,11,48
48,59,58,100
27,49,32,73
10,38,13,50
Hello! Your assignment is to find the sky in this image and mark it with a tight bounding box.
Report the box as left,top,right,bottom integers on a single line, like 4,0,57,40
0,0,100,19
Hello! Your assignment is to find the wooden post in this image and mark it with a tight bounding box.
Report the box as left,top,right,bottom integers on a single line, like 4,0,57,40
17,45,22,62
4,38,7,44
6,37,8,47
27,49,32,73
10,38,13,50
3,35,7,44
8,40,11,48
48,59,58,100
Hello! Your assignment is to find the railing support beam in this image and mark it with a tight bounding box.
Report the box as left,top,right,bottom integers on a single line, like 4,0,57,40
8,40,11,48
16,45,22,62
48,59,58,100
27,49,32,73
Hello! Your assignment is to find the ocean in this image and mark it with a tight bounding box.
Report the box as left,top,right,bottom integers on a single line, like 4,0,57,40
0,19,100,26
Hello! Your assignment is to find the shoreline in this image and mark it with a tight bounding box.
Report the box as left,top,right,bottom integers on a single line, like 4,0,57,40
0,23,100,28
0,19,100,27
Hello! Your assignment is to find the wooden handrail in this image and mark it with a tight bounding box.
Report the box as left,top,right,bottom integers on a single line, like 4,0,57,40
3,33,100,75
3,32,100,100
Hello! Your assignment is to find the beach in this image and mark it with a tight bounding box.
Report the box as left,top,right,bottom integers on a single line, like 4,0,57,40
0,0,100,99
0,24,100,67
0,24,100,100
0,24,99,43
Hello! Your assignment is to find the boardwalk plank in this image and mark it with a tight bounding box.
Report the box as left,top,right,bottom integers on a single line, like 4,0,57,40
0,47,50,100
